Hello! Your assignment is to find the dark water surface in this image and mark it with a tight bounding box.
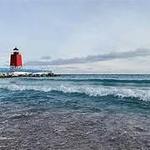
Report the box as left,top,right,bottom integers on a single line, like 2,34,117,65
0,74,150,150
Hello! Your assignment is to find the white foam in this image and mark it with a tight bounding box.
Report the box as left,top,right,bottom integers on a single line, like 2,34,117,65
0,82,150,101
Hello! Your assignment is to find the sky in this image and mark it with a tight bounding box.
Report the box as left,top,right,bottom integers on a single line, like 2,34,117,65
0,0,150,73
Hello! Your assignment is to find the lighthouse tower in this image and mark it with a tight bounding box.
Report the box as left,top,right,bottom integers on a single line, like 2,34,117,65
10,47,23,69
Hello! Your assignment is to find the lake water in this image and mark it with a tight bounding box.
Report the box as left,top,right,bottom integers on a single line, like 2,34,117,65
0,74,150,149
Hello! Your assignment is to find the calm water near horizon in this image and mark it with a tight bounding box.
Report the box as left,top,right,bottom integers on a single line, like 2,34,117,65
0,74,150,149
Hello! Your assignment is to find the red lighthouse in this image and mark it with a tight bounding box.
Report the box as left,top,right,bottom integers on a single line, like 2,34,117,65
10,47,23,69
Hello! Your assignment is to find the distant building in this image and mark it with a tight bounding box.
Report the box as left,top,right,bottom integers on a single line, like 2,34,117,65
10,47,23,69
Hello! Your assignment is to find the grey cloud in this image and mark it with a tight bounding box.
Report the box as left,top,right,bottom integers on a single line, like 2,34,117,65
41,56,51,60
26,49,150,66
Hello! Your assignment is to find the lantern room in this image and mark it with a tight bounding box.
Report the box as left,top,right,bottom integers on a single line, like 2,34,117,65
10,47,23,68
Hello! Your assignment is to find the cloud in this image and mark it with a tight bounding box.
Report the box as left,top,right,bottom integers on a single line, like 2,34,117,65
26,48,150,66
41,56,51,60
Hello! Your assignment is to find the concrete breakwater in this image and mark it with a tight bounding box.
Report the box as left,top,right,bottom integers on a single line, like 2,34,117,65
0,71,60,78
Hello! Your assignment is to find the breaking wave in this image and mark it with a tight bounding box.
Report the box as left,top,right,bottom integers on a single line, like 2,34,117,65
21,77,150,84
0,83,150,101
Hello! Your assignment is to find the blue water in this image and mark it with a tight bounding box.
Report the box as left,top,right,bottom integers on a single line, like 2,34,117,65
0,74,150,149
0,74,150,114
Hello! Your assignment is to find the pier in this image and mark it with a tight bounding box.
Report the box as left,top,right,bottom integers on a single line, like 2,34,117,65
0,72,59,78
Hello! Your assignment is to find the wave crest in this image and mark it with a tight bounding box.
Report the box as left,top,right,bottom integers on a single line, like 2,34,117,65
0,84,150,101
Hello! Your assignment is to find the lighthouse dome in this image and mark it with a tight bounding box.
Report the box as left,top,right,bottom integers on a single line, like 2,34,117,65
13,47,19,51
